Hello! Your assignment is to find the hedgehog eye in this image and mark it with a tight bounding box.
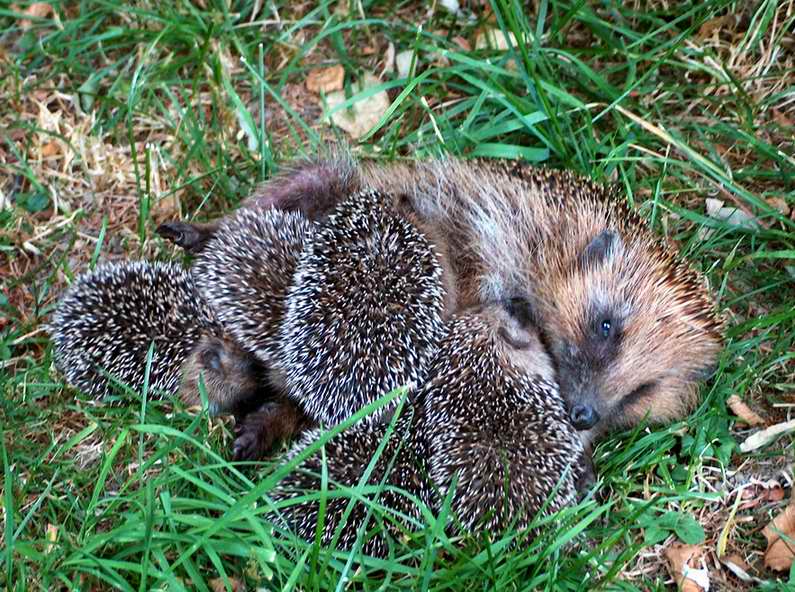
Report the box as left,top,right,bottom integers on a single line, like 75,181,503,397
600,319,612,339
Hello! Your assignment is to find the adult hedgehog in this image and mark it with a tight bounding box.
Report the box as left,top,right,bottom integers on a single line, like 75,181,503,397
160,154,723,453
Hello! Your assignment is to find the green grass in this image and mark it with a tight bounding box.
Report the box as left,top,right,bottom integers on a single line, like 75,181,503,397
2,0,794,589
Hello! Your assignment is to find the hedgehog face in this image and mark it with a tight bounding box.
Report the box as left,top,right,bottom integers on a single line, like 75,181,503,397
536,230,722,440
181,334,265,417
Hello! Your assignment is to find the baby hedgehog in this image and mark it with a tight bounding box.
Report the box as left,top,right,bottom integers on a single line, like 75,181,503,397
269,411,429,558
50,260,289,425
191,207,313,366
418,302,584,535
50,261,215,398
278,188,448,427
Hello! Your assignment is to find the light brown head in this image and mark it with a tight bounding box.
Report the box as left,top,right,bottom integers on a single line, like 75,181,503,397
528,178,724,441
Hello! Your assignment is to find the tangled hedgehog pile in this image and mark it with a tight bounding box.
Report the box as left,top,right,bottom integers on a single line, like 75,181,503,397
50,154,722,556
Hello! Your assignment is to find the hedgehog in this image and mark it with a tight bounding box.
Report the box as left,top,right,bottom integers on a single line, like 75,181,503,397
49,260,300,443
50,261,216,398
378,159,724,453
159,154,723,454
268,410,430,558
268,301,584,555
190,207,314,367
417,302,584,534
277,188,449,427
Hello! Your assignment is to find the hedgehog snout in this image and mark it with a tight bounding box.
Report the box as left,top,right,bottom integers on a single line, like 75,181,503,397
570,403,600,430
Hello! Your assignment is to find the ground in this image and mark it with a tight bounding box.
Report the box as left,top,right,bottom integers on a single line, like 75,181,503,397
1,1,794,590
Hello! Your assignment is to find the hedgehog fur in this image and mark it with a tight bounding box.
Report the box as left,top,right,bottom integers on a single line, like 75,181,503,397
50,261,215,398
278,188,447,427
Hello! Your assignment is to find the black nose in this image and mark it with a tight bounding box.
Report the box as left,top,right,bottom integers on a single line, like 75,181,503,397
570,404,600,430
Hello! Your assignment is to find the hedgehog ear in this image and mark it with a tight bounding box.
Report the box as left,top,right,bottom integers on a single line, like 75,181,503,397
580,230,623,268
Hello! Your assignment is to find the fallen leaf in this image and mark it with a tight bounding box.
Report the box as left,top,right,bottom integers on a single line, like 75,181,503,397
765,483,786,502
325,73,390,140
726,394,766,426
45,523,58,554
395,50,415,78
739,419,795,453
209,577,243,592
665,542,710,592
766,197,790,217
306,64,344,94
665,543,709,592
705,197,760,230
696,15,732,40
724,553,749,572
771,108,793,128
40,141,59,158
151,194,180,219
15,2,52,28
452,36,471,52
763,493,795,572
474,28,518,51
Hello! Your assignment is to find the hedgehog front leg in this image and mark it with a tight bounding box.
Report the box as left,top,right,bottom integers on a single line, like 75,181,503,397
157,221,220,254
232,398,314,461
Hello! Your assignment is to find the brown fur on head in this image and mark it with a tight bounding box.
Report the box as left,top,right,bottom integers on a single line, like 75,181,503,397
180,333,271,418
533,207,723,442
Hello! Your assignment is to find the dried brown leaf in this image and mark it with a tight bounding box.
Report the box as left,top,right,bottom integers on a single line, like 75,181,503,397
151,194,180,219
771,108,793,128
208,577,243,592
41,141,59,158
306,65,344,94
15,2,53,29
766,197,790,217
665,542,709,592
724,553,749,572
452,36,471,52
696,15,732,40
726,394,766,427
763,495,795,572
45,523,58,554
326,73,389,139
766,484,786,502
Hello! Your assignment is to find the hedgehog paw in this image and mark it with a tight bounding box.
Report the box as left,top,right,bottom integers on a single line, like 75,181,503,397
232,410,277,461
156,222,213,253
575,454,597,497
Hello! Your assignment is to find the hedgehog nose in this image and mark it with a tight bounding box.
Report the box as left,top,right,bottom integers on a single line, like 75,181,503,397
570,404,600,430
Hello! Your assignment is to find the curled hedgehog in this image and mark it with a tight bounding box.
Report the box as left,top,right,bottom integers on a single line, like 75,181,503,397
49,261,215,400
